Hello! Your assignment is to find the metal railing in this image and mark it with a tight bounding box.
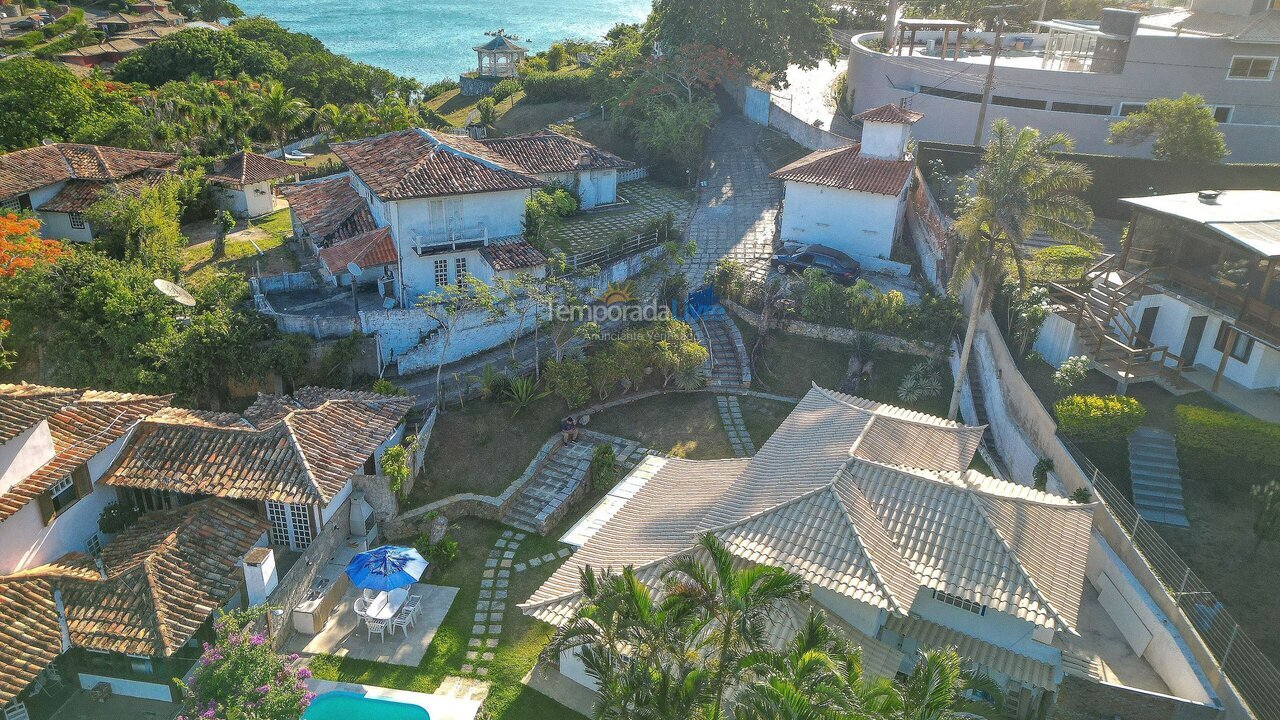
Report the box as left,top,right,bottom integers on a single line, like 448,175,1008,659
1062,436,1280,720
566,228,662,270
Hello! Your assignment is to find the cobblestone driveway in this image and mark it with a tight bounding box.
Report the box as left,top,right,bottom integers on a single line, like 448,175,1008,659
683,114,783,285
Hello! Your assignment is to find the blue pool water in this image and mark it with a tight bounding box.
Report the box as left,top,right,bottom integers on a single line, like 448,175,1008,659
303,690,431,720
234,0,653,83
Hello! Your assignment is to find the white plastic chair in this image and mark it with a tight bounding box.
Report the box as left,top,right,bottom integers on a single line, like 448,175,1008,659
353,597,370,617
391,607,413,637
365,617,388,642
406,594,423,620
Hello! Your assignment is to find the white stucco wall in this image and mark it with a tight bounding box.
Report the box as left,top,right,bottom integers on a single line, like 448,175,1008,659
213,182,276,219
1126,293,1280,390
0,422,55,498
810,586,884,637
38,211,94,244
779,181,905,263
391,189,529,248
0,434,128,575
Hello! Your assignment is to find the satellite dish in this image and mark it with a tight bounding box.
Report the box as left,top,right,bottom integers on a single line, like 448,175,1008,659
346,262,364,278
153,278,196,307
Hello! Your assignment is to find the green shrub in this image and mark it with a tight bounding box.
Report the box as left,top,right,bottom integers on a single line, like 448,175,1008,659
1176,405,1280,490
1054,394,1146,442
544,358,590,409
490,78,521,103
371,378,406,395
422,78,459,100
521,70,592,104
589,443,618,489
414,532,459,569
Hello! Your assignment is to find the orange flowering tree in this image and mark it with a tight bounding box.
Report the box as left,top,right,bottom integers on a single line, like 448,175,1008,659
0,214,66,369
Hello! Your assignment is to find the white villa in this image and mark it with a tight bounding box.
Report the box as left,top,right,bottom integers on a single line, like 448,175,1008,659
770,104,921,273
523,385,1222,720
0,383,415,711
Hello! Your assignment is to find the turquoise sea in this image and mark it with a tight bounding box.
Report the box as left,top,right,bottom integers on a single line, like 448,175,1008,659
234,0,653,83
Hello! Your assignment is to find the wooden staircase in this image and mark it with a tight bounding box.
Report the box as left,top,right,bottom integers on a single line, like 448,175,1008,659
1048,260,1179,388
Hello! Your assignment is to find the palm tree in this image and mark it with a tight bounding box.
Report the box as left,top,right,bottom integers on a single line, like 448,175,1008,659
256,81,311,156
543,566,707,719
946,118,1095,420
735,612,873,720
867,648,1003,720
662,533,808,720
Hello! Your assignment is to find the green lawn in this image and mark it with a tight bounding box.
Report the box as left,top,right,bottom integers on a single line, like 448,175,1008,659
181,209,297,283
424,89,527,128
588,392,734,459
309,517,586,720
495,100,593,136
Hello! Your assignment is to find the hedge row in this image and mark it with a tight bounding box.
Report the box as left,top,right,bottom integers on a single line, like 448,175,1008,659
521,70,592,104
1054,394,1146,442
1175,406,1280,489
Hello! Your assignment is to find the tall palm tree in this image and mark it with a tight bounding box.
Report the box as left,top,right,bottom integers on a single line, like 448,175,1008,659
256,81,311,156
313,103,345,141
867,648,1004,720
735,612,873,720
946,118,1095,420
662,533,808,720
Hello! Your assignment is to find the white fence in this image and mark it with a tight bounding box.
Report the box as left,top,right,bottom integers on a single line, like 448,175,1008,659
618,166,649,184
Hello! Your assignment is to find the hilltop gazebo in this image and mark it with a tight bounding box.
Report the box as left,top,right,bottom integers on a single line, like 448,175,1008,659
474,33,527,78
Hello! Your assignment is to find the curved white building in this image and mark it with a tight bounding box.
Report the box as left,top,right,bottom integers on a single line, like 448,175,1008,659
845,0,1280,162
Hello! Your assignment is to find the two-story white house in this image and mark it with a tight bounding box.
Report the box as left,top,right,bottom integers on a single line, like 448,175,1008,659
523,385,1222,720
770,104,922,273
477,130,634,209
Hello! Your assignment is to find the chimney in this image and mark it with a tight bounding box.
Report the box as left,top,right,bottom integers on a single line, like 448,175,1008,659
93,556,107,580
241,546,278,606
859,120,912,161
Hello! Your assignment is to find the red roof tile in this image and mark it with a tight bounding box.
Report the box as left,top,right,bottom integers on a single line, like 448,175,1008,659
478,130,633,175
0,575,62,704
38,171,169,213
318,226,397,274
0,384,173,523
770,144,913,197
103,388,413,504
853,104,924,124
206,151,300,188
332,129,542,201
280,176,377,246
0,143,177,199
481,236,547,271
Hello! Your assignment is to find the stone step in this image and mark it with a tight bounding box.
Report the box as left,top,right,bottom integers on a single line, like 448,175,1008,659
1133,494,1186,511
1136,509,1190,527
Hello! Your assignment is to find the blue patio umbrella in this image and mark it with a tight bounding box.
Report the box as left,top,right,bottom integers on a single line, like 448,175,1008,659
344,545,429,592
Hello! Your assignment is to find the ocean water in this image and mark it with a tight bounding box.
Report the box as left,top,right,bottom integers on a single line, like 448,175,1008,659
235,0,653,83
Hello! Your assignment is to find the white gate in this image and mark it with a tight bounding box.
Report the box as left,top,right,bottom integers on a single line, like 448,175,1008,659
266,501,314,551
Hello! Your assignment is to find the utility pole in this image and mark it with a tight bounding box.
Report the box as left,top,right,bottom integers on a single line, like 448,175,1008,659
972,5,1020,147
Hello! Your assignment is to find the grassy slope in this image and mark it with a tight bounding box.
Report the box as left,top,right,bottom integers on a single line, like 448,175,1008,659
588,392,735,459
181,209,296,283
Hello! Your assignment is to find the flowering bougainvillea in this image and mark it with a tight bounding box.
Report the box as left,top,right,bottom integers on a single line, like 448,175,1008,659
177,607,314,720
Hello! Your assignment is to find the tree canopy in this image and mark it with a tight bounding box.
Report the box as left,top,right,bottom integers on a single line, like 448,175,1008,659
649,0,836,83
113,29,286,86
1107,93,1228,163
0,58,91,151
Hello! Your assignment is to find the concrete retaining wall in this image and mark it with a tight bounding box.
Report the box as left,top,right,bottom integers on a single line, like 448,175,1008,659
722,298,942,358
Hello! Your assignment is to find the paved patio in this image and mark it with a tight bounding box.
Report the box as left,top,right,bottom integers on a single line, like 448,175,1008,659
285,583,458,666
1180,366,1280,423
48,691,177,720
550,180,694,257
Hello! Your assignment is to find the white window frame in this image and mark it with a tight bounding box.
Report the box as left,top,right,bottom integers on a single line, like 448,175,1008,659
1117,102,1147,116
1227,55,1277,81
266,500,314,551
85,532,103,556
455,256,468,281
433,258,448,287
69,211,86,229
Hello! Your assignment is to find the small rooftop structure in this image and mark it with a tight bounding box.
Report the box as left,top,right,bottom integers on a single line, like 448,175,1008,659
473,31,527,78
894,18,972,59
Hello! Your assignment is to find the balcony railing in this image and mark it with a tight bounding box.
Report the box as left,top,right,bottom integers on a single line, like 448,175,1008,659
411,225,490,255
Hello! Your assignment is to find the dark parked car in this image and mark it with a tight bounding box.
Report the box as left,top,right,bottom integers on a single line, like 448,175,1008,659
771,243,861,285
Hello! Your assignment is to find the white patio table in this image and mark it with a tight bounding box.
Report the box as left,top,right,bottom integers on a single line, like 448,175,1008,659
364,587,409,621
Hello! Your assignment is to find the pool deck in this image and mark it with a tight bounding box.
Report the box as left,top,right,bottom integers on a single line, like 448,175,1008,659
286,583,458,667
307,679,482,720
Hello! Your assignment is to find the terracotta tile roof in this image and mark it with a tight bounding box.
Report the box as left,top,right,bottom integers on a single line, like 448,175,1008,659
103,388,413,504
38,171,169,213
57,37,145,58
280,176,377,246
116,23,185,40
478,130,634,175
0,575,62,704
332,129,542,201
481,236,547,271
524,385,1092,634
770,144,913,197
206,151,299,188
0,143,177,200
318,227,397,274
0,384,172,523
57,499,269,656
853,103,924,124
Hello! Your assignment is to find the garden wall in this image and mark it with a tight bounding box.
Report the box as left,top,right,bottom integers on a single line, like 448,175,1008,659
267,496,352,647
722,299,942,358
252,272,316,294
725,77,855,151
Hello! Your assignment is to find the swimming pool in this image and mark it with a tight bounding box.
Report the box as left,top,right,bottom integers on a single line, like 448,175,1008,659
303,690,430,720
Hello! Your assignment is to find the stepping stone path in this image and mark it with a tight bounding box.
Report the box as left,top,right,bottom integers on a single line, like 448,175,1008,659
1128,427,1189,527
502,431,656,534
716,395,755,457
458,530,576,679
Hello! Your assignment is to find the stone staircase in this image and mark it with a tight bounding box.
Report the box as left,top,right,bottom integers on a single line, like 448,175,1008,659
1127,427,1189,527
500,431,654,534
690,306,750,388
